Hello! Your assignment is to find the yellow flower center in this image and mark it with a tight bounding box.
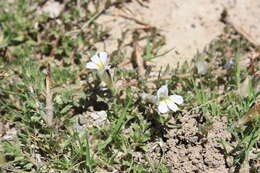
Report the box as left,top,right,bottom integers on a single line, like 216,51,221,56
97,60,105,70
160,97,171,103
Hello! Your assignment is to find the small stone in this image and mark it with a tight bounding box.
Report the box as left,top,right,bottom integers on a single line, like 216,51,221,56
38,0,65,18
195,59,208,75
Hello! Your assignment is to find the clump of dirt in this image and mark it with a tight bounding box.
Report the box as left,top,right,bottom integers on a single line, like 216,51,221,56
165,113,232,173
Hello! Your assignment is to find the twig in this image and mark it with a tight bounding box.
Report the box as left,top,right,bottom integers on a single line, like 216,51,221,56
226,18,260,47
118,14,151,27
44,64,53,126
49,36,61,57
66,8,106,36
136,0,149,8
134,42,145,77
82,8,106,29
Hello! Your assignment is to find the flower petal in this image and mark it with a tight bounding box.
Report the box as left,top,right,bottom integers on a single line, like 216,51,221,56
157,85,168,100
91,54,100,64
86,62,99,70
166,100,179,112
98,52,108,64
170,95,184,105
158,101,169,114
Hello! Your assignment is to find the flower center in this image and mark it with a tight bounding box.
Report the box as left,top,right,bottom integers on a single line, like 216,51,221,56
160,97,171,103
97,60,105,70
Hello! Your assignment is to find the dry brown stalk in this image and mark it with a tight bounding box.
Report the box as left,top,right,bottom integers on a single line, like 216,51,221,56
134,42,145,77
44,64,54,126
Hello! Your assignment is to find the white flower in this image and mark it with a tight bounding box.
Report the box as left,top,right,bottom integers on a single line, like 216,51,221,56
86,51,116,94
156,85,183,114
86,52,110,71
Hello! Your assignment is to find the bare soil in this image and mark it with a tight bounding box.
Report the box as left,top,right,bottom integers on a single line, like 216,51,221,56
97,0,260,69
164,113,232,172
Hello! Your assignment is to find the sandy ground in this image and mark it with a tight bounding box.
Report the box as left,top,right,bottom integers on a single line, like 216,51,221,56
96,0,260,69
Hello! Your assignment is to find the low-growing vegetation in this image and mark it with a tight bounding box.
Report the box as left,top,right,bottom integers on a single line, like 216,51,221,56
0,0,259,172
